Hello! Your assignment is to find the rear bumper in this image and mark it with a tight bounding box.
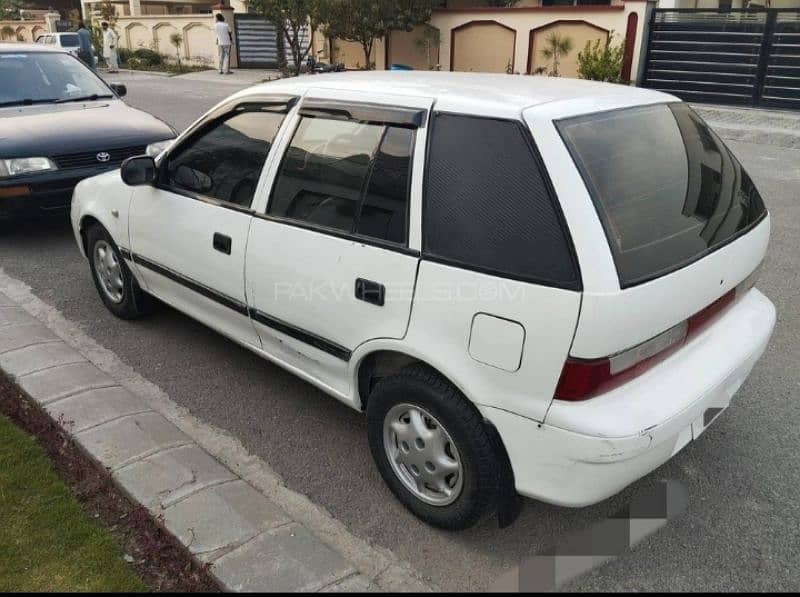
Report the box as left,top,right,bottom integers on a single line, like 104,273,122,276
482,288,776,507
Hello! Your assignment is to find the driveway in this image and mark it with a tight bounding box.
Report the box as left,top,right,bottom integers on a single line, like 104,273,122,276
2,72,798,590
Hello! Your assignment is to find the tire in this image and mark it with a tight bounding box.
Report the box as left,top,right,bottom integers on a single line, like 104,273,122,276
86,224,152,319
366,363,499,530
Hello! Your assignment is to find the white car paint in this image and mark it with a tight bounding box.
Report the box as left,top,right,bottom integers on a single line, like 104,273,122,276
71,72,776,509
35,32,85,58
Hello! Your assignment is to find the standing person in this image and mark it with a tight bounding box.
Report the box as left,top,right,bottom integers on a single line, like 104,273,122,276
101,22,119,73
76,21,95,69
214,13,233,75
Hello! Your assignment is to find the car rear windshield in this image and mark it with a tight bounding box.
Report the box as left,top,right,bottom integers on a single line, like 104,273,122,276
558,103,766,287
60,34,80,47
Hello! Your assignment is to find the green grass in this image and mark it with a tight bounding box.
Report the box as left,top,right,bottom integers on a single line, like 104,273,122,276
0,414,145,592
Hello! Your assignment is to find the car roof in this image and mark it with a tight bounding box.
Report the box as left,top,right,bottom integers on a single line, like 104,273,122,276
241,71,676,119
0,42,68,53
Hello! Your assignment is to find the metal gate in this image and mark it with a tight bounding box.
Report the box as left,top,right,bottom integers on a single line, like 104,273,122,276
234,14,280,69
642,8,800,110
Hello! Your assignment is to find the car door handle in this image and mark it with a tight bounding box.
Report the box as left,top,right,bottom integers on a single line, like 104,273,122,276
355,278,385,307
213,233,232,255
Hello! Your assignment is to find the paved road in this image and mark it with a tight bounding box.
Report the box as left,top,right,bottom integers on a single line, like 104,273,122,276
2,73,799,590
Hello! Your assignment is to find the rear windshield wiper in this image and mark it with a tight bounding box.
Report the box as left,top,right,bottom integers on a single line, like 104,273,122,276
0,98,59,107
55,93,114,104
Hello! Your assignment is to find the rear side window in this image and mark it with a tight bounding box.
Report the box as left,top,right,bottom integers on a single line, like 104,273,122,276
268,116,413,245
558,103,767,287
59,34,80,47
423,113,578,288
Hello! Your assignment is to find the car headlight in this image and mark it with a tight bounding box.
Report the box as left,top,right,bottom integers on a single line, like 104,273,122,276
145,139,175,158
0,157,59,178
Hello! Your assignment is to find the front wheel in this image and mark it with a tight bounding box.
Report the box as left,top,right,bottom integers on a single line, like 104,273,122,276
366,364,499,530
86,224,152,319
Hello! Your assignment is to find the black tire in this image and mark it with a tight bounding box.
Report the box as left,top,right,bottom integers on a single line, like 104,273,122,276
366,363,499,530
86,224,153,319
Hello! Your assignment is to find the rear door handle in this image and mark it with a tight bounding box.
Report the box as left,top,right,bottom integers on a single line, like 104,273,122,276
213,233,232,255
355,278,385,306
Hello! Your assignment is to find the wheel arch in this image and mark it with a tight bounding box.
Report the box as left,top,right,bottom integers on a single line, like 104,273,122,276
354,342,520,525
79,214,103,257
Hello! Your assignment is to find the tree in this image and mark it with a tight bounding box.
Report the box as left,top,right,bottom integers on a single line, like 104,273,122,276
0,0,22,21
413,23,440,70
249,0,325,76
170,32,183,68
321,0,437,70
577,33,626,83
540,32,573,77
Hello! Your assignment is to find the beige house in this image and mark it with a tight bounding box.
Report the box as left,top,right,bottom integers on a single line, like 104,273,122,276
59,0,647,77
79,0,246,17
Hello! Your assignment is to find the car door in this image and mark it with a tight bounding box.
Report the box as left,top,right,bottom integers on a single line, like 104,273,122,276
128,97,295,347
245,91,432,399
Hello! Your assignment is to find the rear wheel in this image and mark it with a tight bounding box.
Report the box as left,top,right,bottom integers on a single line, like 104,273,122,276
86,224,152,319
366,364,498,530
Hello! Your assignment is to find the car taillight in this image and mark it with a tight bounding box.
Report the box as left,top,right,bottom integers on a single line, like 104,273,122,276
554,267,761,402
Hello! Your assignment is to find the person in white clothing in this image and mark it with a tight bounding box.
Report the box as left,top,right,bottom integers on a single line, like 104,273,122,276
214,14,233,75
101,22,119,73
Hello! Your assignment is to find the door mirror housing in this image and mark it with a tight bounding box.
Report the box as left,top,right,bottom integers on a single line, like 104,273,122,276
121,156,157,186
109,82,127,97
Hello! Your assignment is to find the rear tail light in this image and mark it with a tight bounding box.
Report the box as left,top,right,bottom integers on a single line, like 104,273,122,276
554,267,761,401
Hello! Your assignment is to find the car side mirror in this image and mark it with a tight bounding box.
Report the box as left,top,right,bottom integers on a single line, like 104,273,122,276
121,156,156,186
109,83,127,97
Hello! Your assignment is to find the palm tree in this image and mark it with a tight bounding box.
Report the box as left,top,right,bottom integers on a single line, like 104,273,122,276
540,33,573,77
169,32,183,69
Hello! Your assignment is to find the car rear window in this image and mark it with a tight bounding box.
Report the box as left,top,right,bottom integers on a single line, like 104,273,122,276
60,34,80,47
423,113,579,289
558,103,767,287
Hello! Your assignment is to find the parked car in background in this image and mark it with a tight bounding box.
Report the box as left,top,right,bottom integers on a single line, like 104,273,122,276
0,44,175,220
35,32,85,59
71,72,776,530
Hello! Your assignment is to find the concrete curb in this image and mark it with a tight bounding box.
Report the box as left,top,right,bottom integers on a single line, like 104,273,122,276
0,278,434,593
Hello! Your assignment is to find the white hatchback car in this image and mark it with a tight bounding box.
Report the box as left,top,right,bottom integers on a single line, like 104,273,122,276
71,72,776,530
36,32,84,58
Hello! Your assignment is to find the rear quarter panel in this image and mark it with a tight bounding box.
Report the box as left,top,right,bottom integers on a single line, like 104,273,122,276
403,261,581,423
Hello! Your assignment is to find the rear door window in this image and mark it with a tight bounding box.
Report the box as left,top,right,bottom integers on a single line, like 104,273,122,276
268,116,413,245
558,103,766,287
423,113,579,289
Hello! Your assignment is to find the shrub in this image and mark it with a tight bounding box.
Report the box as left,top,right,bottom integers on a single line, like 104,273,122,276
577,33,626,84
117,47,133,64
131,47,163,66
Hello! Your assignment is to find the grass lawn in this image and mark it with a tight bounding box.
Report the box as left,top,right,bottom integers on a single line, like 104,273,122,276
0,413,145,592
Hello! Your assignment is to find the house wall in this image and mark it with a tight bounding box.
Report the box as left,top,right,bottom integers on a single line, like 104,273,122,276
430,2,648,79
387,26,441,70
0,19,48,42
451,21,516,72
332,38,387,70
109,13,219,65
530,20,609,77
